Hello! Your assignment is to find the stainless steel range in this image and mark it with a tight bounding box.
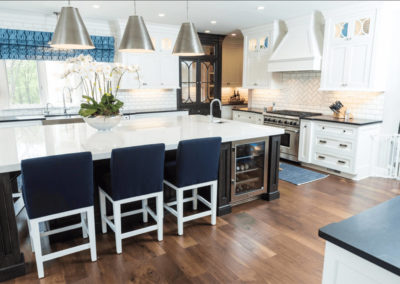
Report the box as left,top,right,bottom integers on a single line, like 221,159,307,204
263,110,321,162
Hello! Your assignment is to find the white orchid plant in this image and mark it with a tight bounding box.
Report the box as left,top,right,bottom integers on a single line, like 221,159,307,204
63,54,139,117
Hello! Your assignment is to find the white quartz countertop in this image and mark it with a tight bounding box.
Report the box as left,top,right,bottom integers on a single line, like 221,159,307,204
0,115,284,173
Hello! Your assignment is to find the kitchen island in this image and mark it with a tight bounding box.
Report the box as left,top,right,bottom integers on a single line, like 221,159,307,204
0,115,283,281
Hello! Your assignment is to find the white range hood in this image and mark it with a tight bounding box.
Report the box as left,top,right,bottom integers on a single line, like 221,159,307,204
268,11,325,72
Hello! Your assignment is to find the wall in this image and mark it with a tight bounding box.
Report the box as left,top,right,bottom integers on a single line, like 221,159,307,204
0,9,178,113
250,71,385,120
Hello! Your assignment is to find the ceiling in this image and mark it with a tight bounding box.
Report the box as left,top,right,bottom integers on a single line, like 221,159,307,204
0,1,360,34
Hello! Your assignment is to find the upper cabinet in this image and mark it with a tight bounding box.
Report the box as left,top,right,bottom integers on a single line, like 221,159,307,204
118,24,180,89
241,21,285,89
221,32,243,87
320,4,393,92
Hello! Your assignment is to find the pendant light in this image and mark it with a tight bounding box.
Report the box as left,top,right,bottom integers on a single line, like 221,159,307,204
173,0,204,56
51,0,94,50
119,0,155,53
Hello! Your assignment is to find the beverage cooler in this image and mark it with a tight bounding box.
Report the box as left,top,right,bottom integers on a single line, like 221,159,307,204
231,138,269,204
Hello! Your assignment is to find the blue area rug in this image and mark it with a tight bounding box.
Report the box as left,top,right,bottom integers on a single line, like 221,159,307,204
279,162,328,185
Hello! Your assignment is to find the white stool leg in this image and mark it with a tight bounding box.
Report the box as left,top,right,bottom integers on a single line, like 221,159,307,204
192,188,198,210
177,189,184,236
26,218,34,252
113,202,122,254
99,190,107,234
81,212,88,238
87,207,97,262
211,181,217,225
31,220,44,278
156,192,163,241
142,199,148,223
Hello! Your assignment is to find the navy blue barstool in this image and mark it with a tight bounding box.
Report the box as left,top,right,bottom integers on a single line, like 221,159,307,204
164,137,221,235
21,152,96,279
98,144,165,254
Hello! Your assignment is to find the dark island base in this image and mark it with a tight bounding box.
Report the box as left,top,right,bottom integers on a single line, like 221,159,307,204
0,137,281,281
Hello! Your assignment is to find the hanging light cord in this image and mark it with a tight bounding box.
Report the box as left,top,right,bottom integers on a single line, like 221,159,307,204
134,0,137,15
186,0,189,21
68,0,70,6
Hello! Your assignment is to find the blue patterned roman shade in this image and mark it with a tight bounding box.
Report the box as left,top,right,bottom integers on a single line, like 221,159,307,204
0,28,114,62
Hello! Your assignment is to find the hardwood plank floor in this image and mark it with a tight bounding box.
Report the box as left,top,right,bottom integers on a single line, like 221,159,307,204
7,175,400,283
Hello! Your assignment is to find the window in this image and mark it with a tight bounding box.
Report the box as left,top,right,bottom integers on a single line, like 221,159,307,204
4,60,41,106
0,60,83,109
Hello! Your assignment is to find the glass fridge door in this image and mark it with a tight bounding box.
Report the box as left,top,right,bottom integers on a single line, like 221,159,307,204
233,141,266,196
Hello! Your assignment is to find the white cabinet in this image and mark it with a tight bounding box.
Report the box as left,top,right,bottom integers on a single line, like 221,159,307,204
241,22,283,89
299,119,381,180
119,23,180,90
232,110,263,125
298,120,313,163
320,4,393,91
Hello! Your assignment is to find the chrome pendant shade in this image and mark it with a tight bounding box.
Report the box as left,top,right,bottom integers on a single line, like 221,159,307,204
119,15,155,53
51,6,94,50
173,22,204,56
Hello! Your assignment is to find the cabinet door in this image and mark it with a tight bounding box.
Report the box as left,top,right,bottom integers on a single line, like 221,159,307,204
119,53,142,89
345,15,374,89
159,55,179,88
245,52,260,87
324,44,348,89
298,120,312,163
140,55,159,88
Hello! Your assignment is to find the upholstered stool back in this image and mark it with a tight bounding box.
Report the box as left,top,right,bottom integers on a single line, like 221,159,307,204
21,152,94,219
110,144,165,200
175,137,222,187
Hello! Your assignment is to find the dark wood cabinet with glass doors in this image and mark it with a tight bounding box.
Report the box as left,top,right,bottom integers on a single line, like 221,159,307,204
177,33,225,116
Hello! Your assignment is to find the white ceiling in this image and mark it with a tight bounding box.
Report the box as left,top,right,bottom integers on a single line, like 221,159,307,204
0,1,359,34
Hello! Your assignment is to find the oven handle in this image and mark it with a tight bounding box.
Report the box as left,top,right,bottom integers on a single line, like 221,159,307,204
263,123,299,133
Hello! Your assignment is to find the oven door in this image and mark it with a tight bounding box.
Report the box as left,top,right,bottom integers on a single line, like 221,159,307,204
280,128,299,158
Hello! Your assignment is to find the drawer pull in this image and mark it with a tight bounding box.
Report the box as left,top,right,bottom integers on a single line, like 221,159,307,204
318,155,325,160
319,140,327,144
339,144,348,148
338,160,346,164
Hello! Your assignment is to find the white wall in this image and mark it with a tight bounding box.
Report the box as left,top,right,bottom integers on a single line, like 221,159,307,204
250,71,385,120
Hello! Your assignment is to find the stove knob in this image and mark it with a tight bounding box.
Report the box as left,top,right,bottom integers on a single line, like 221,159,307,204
284,121,288,124
278,120,282,123
293,122,298,126
289,121,293,125
272,119,277,122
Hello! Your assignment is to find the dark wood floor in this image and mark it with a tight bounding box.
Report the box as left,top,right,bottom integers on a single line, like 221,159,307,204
7,174,400,283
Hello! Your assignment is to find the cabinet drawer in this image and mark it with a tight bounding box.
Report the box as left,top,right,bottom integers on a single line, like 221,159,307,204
314,136,354,156
312,152,354,173
315,123,356,138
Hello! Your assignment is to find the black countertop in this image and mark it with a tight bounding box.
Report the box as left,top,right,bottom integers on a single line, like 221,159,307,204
319,196,400,276
232,107,264,114
303,115,382,126
0,109,187,123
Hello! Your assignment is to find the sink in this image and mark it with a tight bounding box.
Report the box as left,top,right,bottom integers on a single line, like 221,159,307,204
213,121,226,124
45,114,80,120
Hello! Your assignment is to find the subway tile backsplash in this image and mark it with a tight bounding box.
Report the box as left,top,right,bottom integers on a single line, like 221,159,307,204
250,71,385,120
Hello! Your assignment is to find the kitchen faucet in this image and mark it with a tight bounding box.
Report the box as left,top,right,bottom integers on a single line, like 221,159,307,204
209,99,222,122
62,87,72,115
43,103,52,115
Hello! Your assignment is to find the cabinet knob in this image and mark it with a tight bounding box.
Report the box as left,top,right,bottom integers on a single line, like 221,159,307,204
143,82,148,86
341,83,347,87
322,126,325,130
343,130,346,133
304,125,307,128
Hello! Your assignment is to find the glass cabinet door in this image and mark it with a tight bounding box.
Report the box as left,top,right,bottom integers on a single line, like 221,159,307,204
181,61,197,104
233,141,266,196
200,61,216,103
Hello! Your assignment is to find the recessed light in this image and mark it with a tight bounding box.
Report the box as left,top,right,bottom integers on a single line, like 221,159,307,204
92,4,100,9
205,30,211,33
231,33,237,36
158,13,165,17
210,20,217,24
257,6,264,10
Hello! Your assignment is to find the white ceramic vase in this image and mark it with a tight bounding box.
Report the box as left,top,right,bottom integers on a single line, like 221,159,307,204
83,115,121,131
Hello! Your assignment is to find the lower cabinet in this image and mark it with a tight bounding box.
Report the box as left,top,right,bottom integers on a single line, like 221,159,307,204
299,119,381,180
232,110,264,125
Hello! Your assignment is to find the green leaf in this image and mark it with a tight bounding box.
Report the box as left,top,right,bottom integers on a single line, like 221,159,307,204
79,108,97,117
